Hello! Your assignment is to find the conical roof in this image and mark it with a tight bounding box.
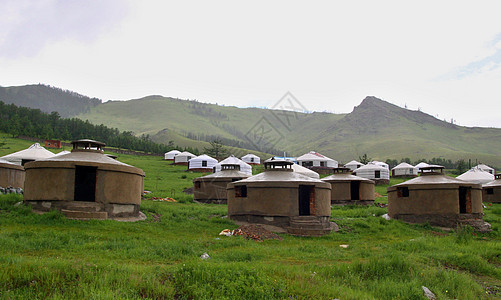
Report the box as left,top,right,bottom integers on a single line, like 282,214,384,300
297,151,336,162
457,167,495,184
235,160,326,184
483,174,501,188
214,155,252,175
291,163,320,179
0,158,24,170
53,150,71,157
345,160,363,166
414,162,430,169
392,172,480,187
354,163,388,171
1,143,55,164
392,162,416,170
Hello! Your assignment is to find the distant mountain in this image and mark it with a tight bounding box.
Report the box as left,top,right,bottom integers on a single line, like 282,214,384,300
0,84,101,117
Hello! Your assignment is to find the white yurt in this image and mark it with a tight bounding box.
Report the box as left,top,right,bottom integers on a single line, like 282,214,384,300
292,163,320,179
241,154,260,165
188,154,218,171
457,167,495,184
1,143,55,166
214,155,252,176
353,163,390,184
53,150,71,157
370,160,389,170
165,150,181,160
344,160,365,171
475,164,495,175
414,162,430,170
391,162,418,177
296,151,338,168
174,151,195,165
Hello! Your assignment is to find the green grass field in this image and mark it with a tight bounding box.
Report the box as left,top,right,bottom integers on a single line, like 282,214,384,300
1,136,500,299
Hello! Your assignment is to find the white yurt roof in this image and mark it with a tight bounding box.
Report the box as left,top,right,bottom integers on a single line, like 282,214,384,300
457,167,495,184
392,162,415,170
1,143,55,164
296,151,336,162
354,163,388,172
53,150,71,157
370,160,389,169
292,163,320,179
345,160,363,166
167,150,181,155
0,158,17,165
188,154,218,169
475,164,494,172
242,153,259,159
414,162,430,169
177,151,195,157
214,155,252,175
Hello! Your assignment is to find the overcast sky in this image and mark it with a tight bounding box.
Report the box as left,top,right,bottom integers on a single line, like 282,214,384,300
1,0,501,127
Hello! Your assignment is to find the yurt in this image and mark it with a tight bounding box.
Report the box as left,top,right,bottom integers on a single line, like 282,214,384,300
414,162,430,170
23,139,145,221
188,154,218,172
457,167,495,184
370,160,389,169
388,166,489,231
241,154,260,165
214,156,252,176
296,151,338,175
53,150,71,157
174,151,195,165
268,157,319,179
0,158,25,188
164,150,181,161
391,162,418,178
344,160,364,171
482,174,501,203
1,143,55,166
227,159,334,236
353,163,390,185
322,168,375,205
193,163,250,204
475,164,495,175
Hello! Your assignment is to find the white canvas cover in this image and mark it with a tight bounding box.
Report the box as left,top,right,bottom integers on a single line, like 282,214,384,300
53,150,71,157
414,162,430,170
292,163,320,179
391,162,418,176
370,161,389,170
475,164,495,174
344,160,364,171
165,150,181,160
457,167,495,184
174,151,195,163
214,156,252,176
1,143,55,166
188,154,218,169
241,154,260,164
353,163,390,180
296,151,338,168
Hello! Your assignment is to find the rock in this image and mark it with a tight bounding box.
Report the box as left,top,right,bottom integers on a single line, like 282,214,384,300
200,252,210,260
422,286,436,300
381,213,391,220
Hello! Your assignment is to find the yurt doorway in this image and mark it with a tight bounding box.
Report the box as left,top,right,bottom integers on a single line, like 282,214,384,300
350,181,360,200
74,166,97,202
459,186,471,213
299,185,314,216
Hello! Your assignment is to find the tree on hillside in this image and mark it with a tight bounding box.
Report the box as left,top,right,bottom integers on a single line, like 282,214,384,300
204,139,228,159
455,159,468,175
385,159,398,169
359,153,371,164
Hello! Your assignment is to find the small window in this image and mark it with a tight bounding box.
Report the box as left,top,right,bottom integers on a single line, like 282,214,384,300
235,186,247,197
250,158,254,162
320,161,325,167
375,170,381,178
202,160,207,167
487,188,494,195
410,169,413,175
397,187,409,197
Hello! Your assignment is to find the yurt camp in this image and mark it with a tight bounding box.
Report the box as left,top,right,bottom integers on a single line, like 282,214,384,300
353,163,390,185
475,164,495,175
0,158,25,188
227,159,334,236
23,139,145,221
214,155,252,176
483,174,501,204
344,160,364,171
322,168,375,205
1,143,55,166
457,167,495,184
391,162,418,178
387,166,489,231
173,151,195,165
296,151,338,175
164,150,181,161
241,154,260,165
193,163,250,204
188,154,218,172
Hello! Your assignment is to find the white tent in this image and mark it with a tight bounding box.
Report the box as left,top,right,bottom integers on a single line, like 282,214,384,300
53,150,71,157
292,163,320,179
475,164,495,175
391,162,418,177
241,154,261,165
164,150,181,160
174,151,195,164
1,143,55,166
370,160,389,170
414,162,430,170
188,154,218,170
457,167,495,184
353,163,390,181
214,155,252,176
344,160,364,171
296,151,338,168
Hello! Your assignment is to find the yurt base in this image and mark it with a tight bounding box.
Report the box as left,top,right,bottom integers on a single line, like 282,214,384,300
392,213,491,232
25,200,145,221
194,199,227,204
331,200,374,206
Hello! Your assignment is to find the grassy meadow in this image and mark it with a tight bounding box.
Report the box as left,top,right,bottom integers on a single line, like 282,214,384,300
0,135,500,299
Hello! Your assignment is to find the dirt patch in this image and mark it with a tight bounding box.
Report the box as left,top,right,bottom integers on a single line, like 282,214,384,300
233,224,283,242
